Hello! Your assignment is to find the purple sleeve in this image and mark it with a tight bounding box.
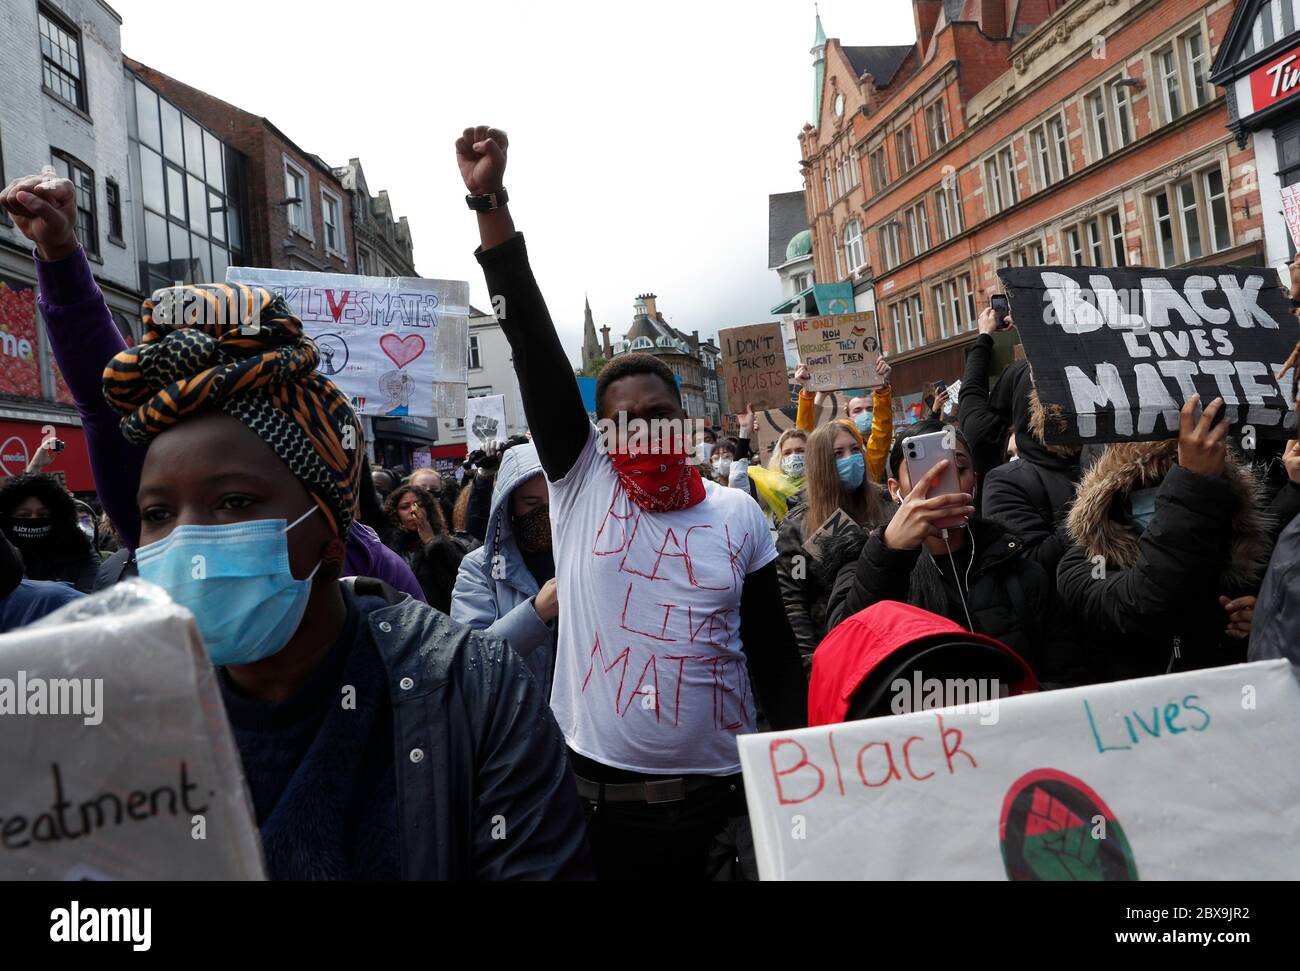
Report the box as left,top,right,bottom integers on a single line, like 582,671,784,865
35,247,146,549
344,522,428,604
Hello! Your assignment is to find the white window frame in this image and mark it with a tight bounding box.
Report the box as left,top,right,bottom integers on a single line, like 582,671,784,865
1030,113,1071,190
890,304,904,353
870,146,889,193
283,156,312,240
1157,45,1183,124
897,123,916,173
926,100,949,153
844,220,866,273
933,284,949,339
824,169,833,207
1202,167,1231,254
909,293,926,348
1183,29,1210,111
984,146,1017,215
320,186,347,261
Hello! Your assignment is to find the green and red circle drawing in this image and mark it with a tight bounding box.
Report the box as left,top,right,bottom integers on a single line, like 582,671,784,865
999,768,1139,881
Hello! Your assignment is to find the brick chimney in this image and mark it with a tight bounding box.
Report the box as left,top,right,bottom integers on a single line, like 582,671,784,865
914,0,942,56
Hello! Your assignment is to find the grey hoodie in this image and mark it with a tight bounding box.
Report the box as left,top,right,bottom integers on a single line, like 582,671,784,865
450,444,555,698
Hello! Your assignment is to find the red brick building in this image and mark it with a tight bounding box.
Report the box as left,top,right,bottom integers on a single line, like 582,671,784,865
803,0,1264,400
125,57,354,275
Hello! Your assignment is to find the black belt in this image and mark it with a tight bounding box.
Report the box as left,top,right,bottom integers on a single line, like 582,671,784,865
574,773,736,805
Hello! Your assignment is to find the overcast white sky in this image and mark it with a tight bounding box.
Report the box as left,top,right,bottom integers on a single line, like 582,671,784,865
112,0,917,364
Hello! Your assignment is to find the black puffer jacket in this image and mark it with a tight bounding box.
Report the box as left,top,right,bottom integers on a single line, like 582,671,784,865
383,530,471,615
981,387,1082,577
1057,442,1274,682
824,517,1077,684
957,335,1024,490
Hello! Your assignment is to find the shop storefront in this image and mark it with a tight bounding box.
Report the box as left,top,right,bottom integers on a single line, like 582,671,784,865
370,416,440,475
1212,0,1300,274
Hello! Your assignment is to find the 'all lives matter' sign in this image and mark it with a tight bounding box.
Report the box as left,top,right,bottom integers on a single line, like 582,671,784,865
999,266,1300,444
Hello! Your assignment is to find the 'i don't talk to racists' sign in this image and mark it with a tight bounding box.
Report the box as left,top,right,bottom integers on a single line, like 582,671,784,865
999,266,1300,444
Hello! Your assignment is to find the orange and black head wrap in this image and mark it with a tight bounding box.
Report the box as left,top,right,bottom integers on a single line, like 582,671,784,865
103,283,364,537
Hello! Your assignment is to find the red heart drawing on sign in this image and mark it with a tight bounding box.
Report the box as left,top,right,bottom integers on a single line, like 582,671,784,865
379,333,425,369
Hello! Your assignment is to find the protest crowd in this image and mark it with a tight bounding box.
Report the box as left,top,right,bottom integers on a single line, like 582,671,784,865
1,122,1300,882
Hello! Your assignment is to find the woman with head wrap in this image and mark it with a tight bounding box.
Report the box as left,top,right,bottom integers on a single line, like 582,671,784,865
0,171,425,602
100,282,589,880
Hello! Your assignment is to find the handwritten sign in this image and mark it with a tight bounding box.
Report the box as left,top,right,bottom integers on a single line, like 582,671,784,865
753,393,845,466
794,312,883,393
1282,183,1300,252
999,266,1300,444
718,323,791,411
740,660,1300,880
801,508,860,560
0,580,265,879
226,266,468,420
465,393,507,448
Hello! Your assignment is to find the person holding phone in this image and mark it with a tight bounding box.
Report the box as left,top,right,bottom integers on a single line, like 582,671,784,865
824,419,1064,680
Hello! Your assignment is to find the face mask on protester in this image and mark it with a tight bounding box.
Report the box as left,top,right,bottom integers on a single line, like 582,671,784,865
609,444,705,513
854,411,873,436
9,518,53,542
781,453,806,479
513,504,552,553
1129,486,1159,533
836,453,866,490
712,456,732,479
136,506,322,667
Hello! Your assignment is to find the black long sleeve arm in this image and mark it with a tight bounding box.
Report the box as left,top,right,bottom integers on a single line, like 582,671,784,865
465,472,495,543
475,234,590,482
739,561,808,730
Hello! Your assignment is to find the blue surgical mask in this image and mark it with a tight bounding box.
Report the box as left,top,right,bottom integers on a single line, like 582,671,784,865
1129,487,1158,533
781,453,806,479
854,411,873,435
836,453,866,490
137,506,322,667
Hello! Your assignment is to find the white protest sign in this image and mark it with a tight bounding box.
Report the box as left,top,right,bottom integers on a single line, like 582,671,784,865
1282,183,1300,251
0,580,265,879
740,660,1300,880
465,394,507,448
226,266,468,420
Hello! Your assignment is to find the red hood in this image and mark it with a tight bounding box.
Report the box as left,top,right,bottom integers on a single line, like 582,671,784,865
807,601,1037,726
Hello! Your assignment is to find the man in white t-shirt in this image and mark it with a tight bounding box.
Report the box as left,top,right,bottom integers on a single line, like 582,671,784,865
459,125,807,880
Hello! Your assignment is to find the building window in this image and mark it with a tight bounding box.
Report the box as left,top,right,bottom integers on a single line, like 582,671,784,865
38,6,87,112
907,293,926,348
904,201,930,256
1086,90,1110,158
869,147,889,193
1147,166,1232,267
896,123,917,174
935,174,963,241
1062,210,1127,268
321,188,345,258
961,275,976,329
105,179,123,243
1246,0,1300,56
836,158,845,197
849,149,860,187
358,246,371,276
890,304,904,353
1030,113,1070,189
824,169,833,207
878,222,902,271
844,220,866,273
1184,30,1211,109
933,284,949,339
51,150,97,257
468,334,481,370
283,158,310,237
1158,46,1183,122
925,100,949,153
0,127,10,227
833,234,844,278
984,145,1017,215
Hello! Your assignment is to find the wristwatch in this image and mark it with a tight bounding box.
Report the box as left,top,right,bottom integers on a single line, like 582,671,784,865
466,187,508,211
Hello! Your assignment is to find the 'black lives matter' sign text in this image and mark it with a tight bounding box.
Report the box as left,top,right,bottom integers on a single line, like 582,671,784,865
999,266,1299,444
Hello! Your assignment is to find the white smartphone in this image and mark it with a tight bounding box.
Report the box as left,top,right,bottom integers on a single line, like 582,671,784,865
902,431,964,529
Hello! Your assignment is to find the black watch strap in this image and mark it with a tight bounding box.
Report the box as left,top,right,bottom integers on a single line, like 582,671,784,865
466,187,508,212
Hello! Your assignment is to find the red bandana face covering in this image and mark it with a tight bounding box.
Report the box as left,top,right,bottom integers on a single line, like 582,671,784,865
609,449,706,512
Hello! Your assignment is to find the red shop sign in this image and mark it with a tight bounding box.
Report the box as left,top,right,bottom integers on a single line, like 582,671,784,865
0,420,95,492
1250,43,1300,114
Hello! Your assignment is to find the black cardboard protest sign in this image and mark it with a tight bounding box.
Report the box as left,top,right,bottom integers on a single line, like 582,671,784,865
998,266,1300,444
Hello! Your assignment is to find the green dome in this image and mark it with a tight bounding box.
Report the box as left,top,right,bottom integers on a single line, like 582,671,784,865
786,229,813,261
